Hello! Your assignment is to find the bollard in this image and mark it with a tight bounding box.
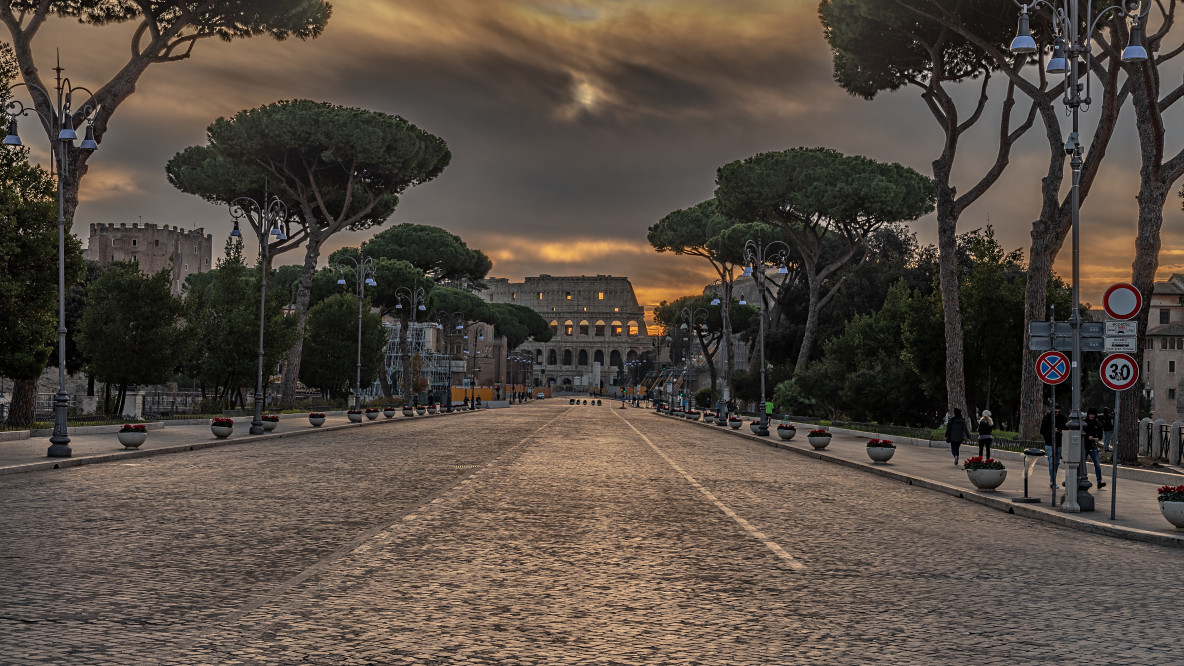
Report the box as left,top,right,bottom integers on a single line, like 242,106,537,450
1153,419,1167,458
1173,422,1184,465
1139,417,1152,456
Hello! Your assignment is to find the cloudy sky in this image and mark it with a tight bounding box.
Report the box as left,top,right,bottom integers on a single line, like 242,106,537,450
20,0,1184,309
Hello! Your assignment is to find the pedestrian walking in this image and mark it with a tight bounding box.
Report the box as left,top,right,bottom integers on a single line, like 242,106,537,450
977,410,994,458
1101,406,1115,452
945,408,973,466
1041,405,1066,489
1084,407,1107,489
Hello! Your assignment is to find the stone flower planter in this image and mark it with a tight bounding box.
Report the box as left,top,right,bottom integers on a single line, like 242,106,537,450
416,406,427,416
402,407,415,417
866,446,896,463
777,425,797,441
261,417,278,431
428,405,439,414
117,431,147,448
210,425,233,439
728,418,742,430
966,468,1007,491
365,410,379,420
749,422,761,434
806,434,830,449
308,415,326,427
1160,501,1184,529
347,412,363,423
383,408,396,419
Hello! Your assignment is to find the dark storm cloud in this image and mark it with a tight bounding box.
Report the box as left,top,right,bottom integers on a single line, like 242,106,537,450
21,0,1166,308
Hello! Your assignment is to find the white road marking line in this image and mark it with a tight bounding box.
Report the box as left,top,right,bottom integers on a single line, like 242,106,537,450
616,412,805,571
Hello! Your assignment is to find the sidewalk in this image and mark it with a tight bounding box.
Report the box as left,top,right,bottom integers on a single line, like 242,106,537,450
660,410,1184,548
0,410,473,476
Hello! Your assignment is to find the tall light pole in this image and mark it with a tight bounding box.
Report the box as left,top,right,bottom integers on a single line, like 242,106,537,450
1011,0,1147,511
394,286,428,406
435,311,465,412
229,192,288,435
335,254,377,411
742,233,790,437
4,59,100,457
679,307,708,411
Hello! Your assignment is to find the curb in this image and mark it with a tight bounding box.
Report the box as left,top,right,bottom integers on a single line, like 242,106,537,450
0,410,479,478
656,411,1184,549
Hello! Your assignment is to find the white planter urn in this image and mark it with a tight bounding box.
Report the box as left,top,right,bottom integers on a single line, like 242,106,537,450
117,431,147,448
966,468,1007,491
866,446,896,463
777,426,797,441
308,416,326,427
1160,501,1184,529
347,412,363,423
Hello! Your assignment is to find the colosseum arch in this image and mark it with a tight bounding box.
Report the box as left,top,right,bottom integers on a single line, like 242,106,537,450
550,320,559,335
580,320,590,335
594,350,605,365
548,349,558,365
626,350,638,363
595,320,606,336
610,320,623,337
628,321,640,336
564,320,574,336
579,349,589,366
610,350,623,367
563,349,573,365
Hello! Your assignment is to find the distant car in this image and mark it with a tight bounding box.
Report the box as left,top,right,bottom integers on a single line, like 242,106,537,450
536,392,545,399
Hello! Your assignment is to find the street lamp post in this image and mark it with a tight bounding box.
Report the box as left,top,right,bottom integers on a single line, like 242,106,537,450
679,307,708,412
1011,0,1147,511
4,60,100,457
435,312,465,412
394,286,428,406
742,233,790,437
335,254,377,411
229,192,288,435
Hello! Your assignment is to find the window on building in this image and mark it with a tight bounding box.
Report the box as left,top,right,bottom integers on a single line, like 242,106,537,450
548,349,557,365
565,292,572,300
611,322,622,337
131,239,137,247
1172,338,1177,350
550,320,559,335
154,239,159,246
579,321,589,335
1163,338,1169,350
579,349,588,365
614,307,619,312
628,322,639,336
511,292,517,300
1171,361,1177,373
1149,338,1155,349
1162,309,1171,324
563,350,572,365
564,321,574,336
1172,388,1178,400
194,246,199,254
594,350,605,364
598,292,604,300
1178,338,1183,349
184,263,188,271
595,321,605,336
538,292,544,300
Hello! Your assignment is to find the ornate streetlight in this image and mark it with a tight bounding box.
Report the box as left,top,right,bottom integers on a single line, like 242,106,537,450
335,254,377,411
679,307,708,412
394,286,428,406
4,60,100,457
435,311,465,411
742,233,790,437
229,192,288,435
1010,0,1147,511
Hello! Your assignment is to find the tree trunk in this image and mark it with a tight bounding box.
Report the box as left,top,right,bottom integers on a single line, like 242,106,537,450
794,270,823,374
279,236,324,407
933,165,968,418
4,379,36,427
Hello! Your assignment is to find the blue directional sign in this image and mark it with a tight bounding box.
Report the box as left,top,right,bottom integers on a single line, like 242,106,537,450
1036,351,1070,385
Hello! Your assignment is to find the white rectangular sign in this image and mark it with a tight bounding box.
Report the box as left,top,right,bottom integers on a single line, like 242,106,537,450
1105,321,1138,337
1104,337,1139,352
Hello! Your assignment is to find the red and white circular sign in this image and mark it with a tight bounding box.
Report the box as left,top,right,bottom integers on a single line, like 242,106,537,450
1037,351,1070,386
1103,283,1142,321
1099,353,1139,391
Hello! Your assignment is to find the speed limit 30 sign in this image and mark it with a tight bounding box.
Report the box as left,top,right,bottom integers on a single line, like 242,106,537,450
1100,353,1139,391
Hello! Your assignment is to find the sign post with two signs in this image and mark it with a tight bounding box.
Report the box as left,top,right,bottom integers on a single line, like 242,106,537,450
1099,282,1142,520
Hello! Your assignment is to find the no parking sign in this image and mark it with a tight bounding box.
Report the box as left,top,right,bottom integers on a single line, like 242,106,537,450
1036,351,1070,385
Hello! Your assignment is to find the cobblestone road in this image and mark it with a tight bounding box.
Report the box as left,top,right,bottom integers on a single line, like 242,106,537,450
1,402,1181,664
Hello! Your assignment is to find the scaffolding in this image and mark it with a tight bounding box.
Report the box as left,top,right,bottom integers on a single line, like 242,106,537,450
381,321,452,400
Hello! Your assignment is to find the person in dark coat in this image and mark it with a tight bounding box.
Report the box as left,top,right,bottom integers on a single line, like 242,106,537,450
977,409,995,458
1041,405,1067,489
1084,407,1107,489
945,408,973,466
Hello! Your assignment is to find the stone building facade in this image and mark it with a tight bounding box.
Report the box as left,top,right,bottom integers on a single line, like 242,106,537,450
84,222,214,294
1144,274,1184,419
483,275,651,391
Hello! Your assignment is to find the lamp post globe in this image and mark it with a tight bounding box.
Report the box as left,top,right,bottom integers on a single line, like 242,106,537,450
335,253,378,411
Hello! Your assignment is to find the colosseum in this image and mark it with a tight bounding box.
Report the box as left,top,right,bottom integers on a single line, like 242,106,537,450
483,275,651,392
